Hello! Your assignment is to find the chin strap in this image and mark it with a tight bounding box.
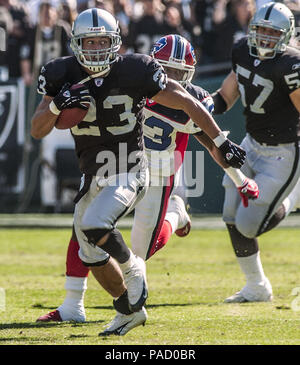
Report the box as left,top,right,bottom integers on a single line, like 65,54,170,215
78,68,110,84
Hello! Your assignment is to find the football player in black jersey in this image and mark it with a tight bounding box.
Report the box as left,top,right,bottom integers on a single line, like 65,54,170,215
31,8,246,334
212,2,300,303
35,34,259,336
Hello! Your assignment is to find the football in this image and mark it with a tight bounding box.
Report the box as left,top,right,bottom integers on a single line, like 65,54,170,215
55,84,89,130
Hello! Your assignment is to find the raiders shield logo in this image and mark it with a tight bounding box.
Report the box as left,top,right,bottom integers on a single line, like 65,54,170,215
254,59,261,67
94,78,104,87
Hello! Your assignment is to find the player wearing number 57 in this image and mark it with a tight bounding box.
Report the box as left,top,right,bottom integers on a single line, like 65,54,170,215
30,7,246,331
212,2,300,303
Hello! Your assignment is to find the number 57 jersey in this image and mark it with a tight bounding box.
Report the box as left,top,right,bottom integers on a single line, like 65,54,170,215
232,37,300,145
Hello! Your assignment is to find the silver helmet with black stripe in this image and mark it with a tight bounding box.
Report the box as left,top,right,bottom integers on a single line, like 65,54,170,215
247,2,295,59
70,8,122,75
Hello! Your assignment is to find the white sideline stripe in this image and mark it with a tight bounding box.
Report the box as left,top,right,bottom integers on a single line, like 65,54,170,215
0,213,299,229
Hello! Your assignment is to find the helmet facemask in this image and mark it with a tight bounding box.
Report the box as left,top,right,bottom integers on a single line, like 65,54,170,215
71,32,121,75
150,34,196,88
156,58,195,87
248,25,288,59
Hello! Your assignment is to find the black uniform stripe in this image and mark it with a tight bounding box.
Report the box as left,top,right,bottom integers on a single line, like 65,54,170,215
92,8,99,27
113,183,145,225
257,141,300,236
264,2,276,20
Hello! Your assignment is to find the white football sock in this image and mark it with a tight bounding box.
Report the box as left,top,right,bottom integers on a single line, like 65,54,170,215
237,252,266,285
61,276,87,307
164,212,179,234
58,276,87,321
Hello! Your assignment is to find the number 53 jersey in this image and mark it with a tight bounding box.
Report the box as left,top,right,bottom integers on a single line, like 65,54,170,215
232,37,300,145
143,83,214,178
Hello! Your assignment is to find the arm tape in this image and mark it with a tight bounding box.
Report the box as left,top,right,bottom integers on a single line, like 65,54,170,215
224,167,246,187
211,91,227,115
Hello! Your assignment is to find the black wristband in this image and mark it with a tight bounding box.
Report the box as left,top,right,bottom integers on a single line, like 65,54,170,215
211,91,227,115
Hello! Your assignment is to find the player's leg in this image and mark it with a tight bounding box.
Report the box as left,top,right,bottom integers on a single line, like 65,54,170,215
236,140,300,238
89,258,148,336
36,227,89,322
165,195,191,238
81,172,149,314
38,176,117,322
90,257,124,298
73,174,148,334
224,223,273,303
166,166,191,237
224,139,300,302
222,142,273,302
223,184,273,302
131,175,175,260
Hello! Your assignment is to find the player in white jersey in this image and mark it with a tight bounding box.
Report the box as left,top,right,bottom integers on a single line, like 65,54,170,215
36,35,259,335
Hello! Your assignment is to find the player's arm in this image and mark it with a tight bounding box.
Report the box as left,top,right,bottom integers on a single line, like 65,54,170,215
152,78,246,168
153,79,222,140
194,132,229,169
211,70,240,114
194,132,259,207
31,95,57,139
31,82,91,139
289,87,300,113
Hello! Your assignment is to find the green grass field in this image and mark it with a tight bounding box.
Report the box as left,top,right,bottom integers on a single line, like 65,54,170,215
0,227,299,346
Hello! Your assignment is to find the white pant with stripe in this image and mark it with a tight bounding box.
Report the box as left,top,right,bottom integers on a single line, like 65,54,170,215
222,134,300,238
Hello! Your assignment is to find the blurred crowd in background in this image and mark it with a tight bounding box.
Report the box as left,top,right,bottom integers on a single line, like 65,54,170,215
1,0,300,84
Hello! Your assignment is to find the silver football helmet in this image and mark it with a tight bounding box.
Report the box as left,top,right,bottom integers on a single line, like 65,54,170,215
70,8,122,75
247,2,295,59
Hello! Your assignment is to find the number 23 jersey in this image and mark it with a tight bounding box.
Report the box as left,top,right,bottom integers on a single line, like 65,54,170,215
232,37,300,144
37,54,167,176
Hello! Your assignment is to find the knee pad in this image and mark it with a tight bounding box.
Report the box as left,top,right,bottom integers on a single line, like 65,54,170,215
82,228,112,247
235,216,258,239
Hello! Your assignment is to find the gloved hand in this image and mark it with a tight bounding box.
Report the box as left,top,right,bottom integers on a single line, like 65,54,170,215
52,82,91,111
238,178,259,207
213,132,246,169
218,139,246,168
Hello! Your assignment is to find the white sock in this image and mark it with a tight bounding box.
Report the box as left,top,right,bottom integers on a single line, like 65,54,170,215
165,212,179,234
237,252,266,285
56,277,88,321
61,276,87,308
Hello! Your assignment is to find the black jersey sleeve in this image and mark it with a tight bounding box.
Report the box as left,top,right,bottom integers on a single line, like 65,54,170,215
139,55,168,99
277,47,300,95
187,83,214,115
37,57,77,97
